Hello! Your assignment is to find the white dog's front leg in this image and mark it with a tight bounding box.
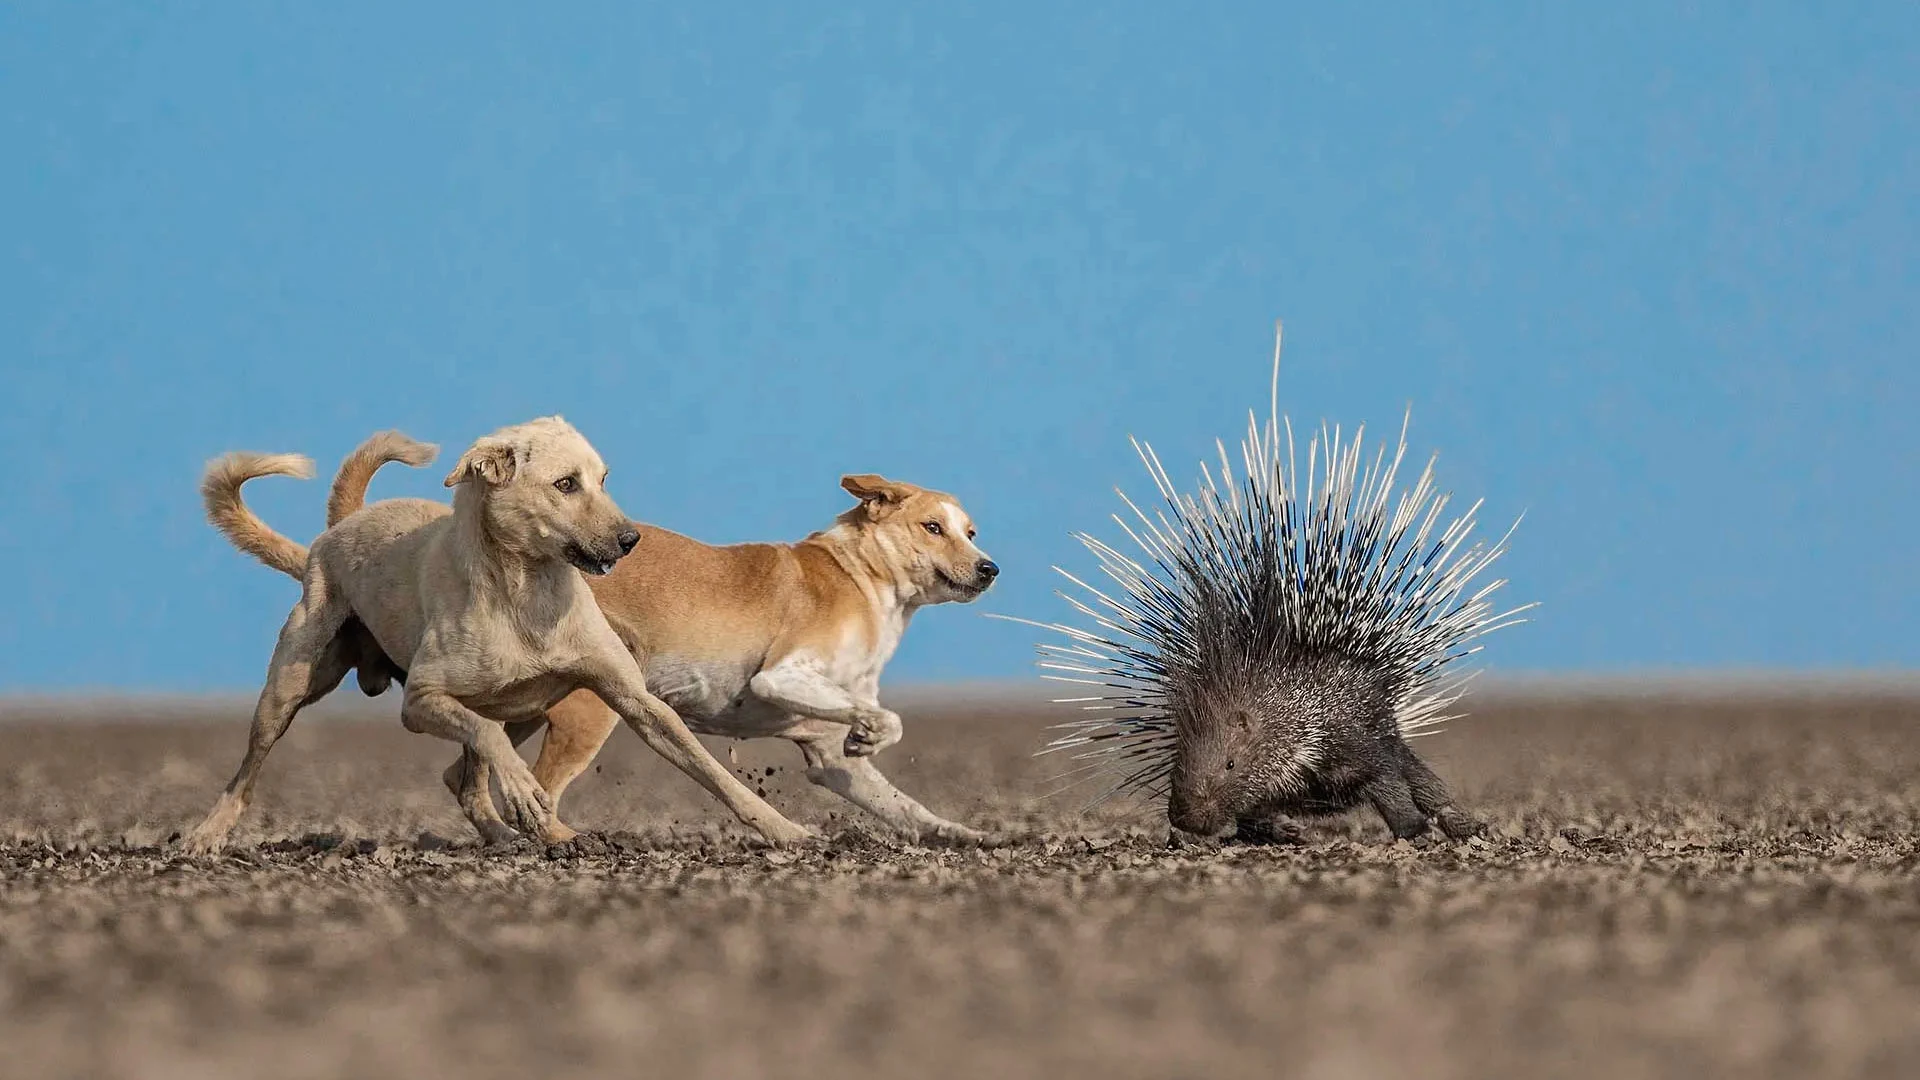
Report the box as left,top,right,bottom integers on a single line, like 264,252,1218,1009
749,659,901,757
795,735,984,845
583,662,813,845
401,685,554,839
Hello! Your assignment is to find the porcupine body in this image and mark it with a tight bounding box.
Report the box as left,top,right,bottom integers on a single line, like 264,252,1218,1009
1023,338,1531,843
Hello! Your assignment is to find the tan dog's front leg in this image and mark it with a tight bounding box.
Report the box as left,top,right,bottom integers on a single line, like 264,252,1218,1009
402,686,554,839
749,660,901,757
584,664,812,845
795,733,984,845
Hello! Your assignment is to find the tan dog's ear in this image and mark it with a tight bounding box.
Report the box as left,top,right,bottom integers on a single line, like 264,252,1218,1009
444,438,518,488
841,474,916,507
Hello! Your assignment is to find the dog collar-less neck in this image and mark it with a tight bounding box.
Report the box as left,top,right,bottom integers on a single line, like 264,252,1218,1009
813,533,919,616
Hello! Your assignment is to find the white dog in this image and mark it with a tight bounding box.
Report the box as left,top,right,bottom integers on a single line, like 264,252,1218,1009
184,417,811,852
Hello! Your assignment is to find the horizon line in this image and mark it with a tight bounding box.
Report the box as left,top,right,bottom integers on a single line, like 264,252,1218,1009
3,668,1919,722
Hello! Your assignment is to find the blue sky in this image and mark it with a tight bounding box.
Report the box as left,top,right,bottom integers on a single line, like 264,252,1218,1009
2,4,1915,691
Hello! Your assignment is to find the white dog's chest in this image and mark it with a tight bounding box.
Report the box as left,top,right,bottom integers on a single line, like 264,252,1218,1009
459,671,581,722
434,634,603,723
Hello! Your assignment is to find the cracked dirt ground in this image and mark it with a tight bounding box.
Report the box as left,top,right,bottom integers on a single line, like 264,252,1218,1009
2,692,1918,1079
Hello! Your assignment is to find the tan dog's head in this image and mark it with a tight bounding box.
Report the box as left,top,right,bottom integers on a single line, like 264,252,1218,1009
837,474,999,603
443,416,639,576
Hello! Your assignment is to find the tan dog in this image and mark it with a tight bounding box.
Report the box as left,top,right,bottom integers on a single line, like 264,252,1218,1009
183,417,810,854
328,452,999,844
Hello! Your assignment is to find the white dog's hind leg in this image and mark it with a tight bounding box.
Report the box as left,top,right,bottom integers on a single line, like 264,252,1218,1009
795,733,985,845
184,596,352,855
403,688,554,839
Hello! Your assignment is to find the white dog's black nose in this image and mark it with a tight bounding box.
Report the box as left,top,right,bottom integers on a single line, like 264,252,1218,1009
616,528,640,554
976,559,999,581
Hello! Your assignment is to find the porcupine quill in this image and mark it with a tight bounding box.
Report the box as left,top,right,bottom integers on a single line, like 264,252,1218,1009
1001,324,1533,843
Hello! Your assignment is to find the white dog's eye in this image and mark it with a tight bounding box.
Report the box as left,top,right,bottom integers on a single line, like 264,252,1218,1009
966,528,976,540
922,521,943,536
554,476,578,494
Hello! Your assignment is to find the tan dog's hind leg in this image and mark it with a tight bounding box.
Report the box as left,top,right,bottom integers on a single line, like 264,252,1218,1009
403,688,555,838
794,729,985,845
530,690,623,806
183,594,353,855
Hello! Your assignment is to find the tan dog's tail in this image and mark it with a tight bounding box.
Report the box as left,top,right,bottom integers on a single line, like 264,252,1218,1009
326,431,438,527
201,452,316,579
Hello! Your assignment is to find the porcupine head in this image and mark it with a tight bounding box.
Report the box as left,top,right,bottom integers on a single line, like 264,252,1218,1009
1160,586,1481,843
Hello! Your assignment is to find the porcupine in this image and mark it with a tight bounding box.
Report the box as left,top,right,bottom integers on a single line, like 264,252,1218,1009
1017,327,1531,844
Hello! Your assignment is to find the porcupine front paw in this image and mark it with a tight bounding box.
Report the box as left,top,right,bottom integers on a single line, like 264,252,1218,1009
1231,815,1304,846
1165,827,1222,853
1433,806,1483,841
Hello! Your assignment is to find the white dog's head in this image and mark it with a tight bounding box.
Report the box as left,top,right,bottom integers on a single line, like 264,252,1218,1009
834,474,999,604
444,416,638,576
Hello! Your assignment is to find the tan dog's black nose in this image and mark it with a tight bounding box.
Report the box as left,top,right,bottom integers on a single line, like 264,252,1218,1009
616,528,640,554
976,559,999,581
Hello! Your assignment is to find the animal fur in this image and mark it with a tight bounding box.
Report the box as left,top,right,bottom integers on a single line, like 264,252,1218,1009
184,417,811,853
329,447,1000,844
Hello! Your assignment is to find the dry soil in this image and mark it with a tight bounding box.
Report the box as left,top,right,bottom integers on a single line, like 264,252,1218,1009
2,691,1918,1079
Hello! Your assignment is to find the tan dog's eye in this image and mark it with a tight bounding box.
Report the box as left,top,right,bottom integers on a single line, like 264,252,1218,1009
922,521,943,536
554,476,578,494
966,528,976,540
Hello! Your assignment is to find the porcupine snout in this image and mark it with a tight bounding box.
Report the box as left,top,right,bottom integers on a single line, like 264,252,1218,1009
1167,774,1232,836
1166,655,1393,837
1164,685,1268,836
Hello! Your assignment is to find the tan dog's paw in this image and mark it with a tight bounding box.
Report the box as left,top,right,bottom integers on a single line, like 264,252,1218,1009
922,821,995,848
843,706,904,757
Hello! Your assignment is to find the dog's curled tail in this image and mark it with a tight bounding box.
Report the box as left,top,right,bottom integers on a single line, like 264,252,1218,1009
202,452,316,579
326,431,438,527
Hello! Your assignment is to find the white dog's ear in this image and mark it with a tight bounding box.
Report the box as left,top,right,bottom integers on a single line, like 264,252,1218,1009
444,438,518,488
841,474,915,506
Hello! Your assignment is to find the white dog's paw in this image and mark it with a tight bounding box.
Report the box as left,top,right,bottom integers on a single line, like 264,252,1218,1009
843,707,904,757
474,819,520,847
495,768,554,837
179,801,242,856
178,828,227,858
757,817,817,846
